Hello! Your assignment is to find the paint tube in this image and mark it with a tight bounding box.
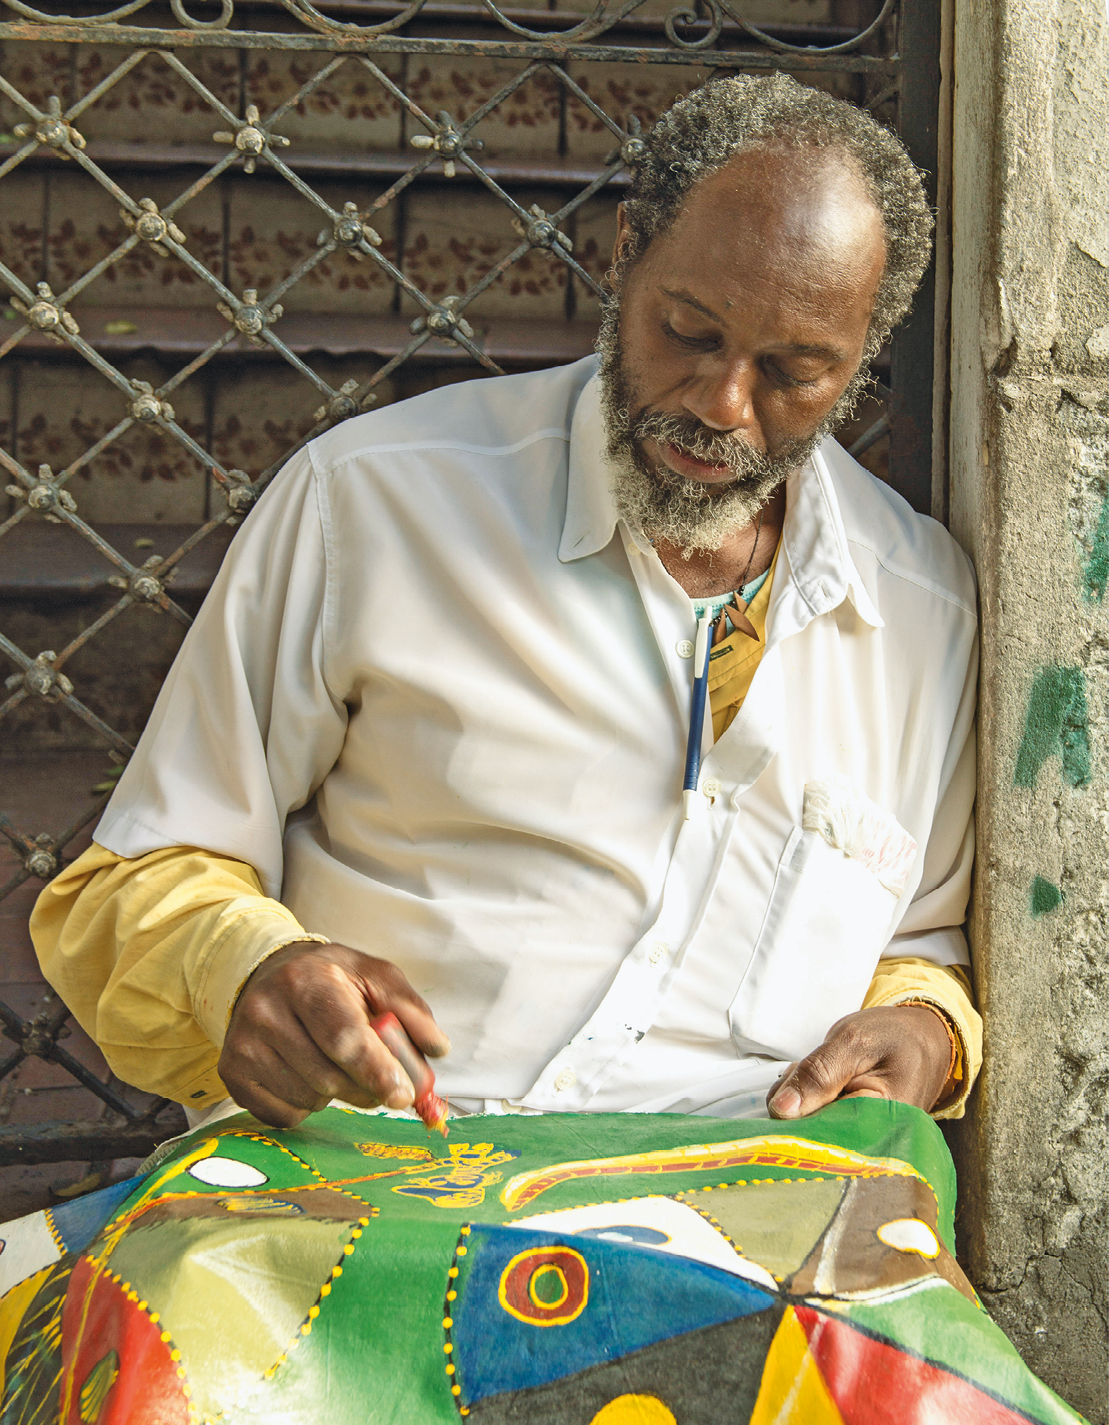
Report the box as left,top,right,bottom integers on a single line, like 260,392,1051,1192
370,1011,449,1136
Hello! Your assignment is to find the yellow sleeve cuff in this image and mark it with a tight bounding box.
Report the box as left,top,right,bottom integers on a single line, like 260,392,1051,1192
862,957,982,1119
191,912,329,1048
31,841,328,1107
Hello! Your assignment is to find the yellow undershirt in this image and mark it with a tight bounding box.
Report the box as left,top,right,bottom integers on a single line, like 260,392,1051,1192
704,541,781,742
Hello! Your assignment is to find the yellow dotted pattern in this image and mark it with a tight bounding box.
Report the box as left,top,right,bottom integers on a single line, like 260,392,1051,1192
42,1208,67,1253
101,1269,199,1421
675,1170,948,1287
260,1214,374,1378
443,1224,473,1414
212,1130,328,1184
102,1209,376,1423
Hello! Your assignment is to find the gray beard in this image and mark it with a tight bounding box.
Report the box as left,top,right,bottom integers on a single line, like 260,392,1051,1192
596,295,870,556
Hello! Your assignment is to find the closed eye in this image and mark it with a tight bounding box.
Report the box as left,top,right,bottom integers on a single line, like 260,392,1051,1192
661,319,718,351
763,358,820,388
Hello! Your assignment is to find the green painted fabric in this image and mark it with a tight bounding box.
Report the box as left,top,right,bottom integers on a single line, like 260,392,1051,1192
0,1099,1086,1425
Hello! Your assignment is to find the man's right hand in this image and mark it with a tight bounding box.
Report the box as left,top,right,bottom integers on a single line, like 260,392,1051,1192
218,941,450,1129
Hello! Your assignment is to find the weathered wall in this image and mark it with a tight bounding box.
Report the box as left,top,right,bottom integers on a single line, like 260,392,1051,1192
948,0,1109,1418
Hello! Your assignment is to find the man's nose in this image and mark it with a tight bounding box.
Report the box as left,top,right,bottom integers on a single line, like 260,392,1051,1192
681,360,757,433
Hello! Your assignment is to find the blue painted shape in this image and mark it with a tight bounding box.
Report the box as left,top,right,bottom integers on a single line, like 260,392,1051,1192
453,1225,776,1405
46,1176,144,1254
574,1225,670,1246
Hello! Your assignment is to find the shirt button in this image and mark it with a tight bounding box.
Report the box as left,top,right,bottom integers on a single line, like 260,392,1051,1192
648,941,669,965
702,779,721,798
554,1070,576,1091
676,639,695,658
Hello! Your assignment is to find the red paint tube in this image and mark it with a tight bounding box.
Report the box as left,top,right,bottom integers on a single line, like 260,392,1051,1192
369,1011,449,1136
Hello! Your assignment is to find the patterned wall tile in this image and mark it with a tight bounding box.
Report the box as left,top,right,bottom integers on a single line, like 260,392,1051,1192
0,42,74,121
244,52,405,152
564,61,710,157
392,364,495,404
405,57,561,157
209,358,392,486
74,46,240,145
227,176,398,314
13,357,208,523
570,194,618,320
0,598,190,752
400,186,568,320
0,171,46,292
47,170,223,308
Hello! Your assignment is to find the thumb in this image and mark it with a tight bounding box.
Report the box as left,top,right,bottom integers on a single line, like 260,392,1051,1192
767,1034,861,1120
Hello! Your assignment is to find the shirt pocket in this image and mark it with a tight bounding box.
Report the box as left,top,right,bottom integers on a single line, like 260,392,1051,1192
728,822,904,1063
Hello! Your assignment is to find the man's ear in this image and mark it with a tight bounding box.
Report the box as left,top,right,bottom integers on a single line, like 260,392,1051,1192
611,202,632,271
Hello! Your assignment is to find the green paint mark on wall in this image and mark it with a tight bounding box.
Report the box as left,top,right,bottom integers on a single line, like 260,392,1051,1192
1085,494,1108,602
1014,666,1091,789
1030,876,1063,917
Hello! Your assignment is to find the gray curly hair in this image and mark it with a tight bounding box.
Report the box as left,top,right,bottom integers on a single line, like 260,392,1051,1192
619,72,933,356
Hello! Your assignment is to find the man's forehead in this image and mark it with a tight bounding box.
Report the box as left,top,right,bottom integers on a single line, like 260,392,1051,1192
643,146,886,301
686,145,880,237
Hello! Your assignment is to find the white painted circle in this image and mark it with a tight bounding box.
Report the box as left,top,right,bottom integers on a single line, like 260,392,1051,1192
876,1218,940,1258
187,1157,269,1188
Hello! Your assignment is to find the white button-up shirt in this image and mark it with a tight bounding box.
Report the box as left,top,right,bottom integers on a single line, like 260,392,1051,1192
98,357,977,1119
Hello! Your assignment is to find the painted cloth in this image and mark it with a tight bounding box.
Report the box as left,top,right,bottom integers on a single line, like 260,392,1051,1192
0,1101,1083,1424
32,357,979,1121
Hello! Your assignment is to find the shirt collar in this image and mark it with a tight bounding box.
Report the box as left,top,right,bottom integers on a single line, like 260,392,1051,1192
560,369,882,631
559,368,619,563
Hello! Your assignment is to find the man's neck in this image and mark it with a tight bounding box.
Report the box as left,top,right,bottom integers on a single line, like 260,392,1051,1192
654,484,786,598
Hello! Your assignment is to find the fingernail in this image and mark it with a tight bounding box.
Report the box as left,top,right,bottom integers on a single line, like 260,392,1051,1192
770,1086,801,1118
386,1073,415,1110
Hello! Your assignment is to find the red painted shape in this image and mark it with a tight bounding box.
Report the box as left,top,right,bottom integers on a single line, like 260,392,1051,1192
61,1256,189,1425
795,1304,1032,1425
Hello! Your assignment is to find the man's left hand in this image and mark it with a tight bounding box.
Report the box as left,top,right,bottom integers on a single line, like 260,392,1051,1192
766,1005,953,1119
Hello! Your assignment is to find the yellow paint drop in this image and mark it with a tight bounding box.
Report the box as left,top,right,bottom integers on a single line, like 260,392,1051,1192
588,1395,677,1425
749,1309,844,1425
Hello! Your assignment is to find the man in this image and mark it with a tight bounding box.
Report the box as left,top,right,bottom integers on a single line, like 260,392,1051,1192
32,74,980,1135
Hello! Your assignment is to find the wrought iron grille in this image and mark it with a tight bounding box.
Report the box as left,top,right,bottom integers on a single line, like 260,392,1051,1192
0,0,941,1166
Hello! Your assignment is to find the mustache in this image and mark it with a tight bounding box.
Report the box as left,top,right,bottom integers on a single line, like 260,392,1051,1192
629,410,783,485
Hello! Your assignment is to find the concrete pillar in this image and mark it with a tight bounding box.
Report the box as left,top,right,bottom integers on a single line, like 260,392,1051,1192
948,0,1108,1418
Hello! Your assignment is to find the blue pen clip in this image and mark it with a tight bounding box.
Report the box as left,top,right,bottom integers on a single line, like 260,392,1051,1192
682,609,714,820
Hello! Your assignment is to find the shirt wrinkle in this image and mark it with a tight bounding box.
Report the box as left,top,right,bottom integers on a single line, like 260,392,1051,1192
31,356,982,1118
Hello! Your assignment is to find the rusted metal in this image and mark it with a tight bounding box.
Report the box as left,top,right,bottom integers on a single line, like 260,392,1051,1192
0,523,235,601
0,1115,188,1165
0,0,927,1172
0,0,897,54
0,138,634,188
0,25,899,71
14,308,603,363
